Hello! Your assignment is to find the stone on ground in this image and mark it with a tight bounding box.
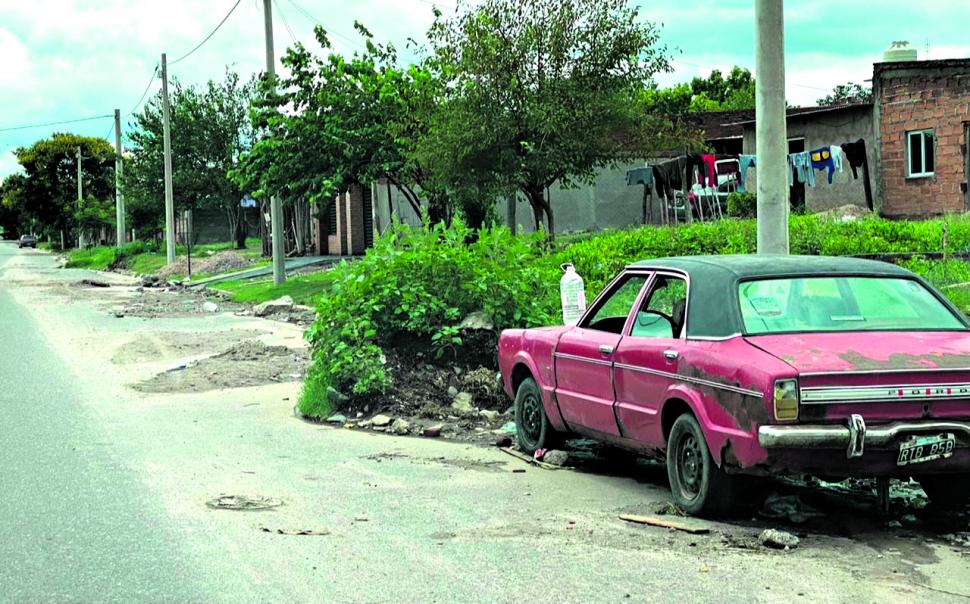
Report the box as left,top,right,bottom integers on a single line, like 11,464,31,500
451,392,474,413
371,414,392,427
759,529,800,550
254,295,295,317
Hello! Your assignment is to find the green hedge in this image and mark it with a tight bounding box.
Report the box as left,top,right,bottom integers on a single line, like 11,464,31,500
299,214,970,418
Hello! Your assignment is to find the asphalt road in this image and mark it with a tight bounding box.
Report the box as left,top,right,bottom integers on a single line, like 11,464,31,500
0,241,966,603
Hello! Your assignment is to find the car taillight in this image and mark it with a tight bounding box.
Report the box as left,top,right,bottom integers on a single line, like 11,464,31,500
773,379,799,421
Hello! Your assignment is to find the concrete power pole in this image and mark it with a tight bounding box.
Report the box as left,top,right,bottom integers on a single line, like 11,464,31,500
161,53,176,265
264,0,286,285
76,146,84,248
754,0,789,254
114,109,126,247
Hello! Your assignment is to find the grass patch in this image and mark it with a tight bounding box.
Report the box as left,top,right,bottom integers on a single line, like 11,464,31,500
212,269,335,306
64,238,266,276
65,246,120,269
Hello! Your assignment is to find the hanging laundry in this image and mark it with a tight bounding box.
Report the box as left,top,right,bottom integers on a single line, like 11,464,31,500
654,157,687,199
840,139,867,180
789,152,816,187
686,153,705,187
810,146,837,184
830,145,845,176
716,156,740,176
738,155,756,193
701,154,718,188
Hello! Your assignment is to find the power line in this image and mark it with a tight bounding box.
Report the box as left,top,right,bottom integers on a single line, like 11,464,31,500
273,0,298,45
286,0,364,50
126,64,160,118
0,114,113,134
170,0,244,65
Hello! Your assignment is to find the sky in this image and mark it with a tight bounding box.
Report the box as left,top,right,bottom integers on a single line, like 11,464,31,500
1,0,969,180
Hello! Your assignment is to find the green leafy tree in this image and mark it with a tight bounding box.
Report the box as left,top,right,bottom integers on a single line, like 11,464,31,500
643,66,756,115
124,70,256,245
13,133,114,245
0,173,28,238
817,82,873,106
425,0,682,237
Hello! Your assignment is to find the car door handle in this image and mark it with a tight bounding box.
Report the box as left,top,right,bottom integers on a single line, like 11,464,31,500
663,350,679,361
599,345,614,356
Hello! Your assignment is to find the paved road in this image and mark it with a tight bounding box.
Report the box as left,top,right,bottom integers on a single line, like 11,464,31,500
0,241,966,603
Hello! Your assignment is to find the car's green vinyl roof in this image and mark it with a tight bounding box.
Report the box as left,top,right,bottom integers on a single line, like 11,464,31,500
625,255,920,338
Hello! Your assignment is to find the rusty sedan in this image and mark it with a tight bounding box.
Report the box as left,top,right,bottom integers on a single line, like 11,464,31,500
499,255,970,515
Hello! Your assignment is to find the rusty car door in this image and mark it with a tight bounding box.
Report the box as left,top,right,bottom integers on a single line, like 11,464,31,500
553,272,650,437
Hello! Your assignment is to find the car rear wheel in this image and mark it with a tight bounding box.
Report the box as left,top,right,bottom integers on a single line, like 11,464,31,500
514,377,563,455
666,413,736,516
917,474,970,508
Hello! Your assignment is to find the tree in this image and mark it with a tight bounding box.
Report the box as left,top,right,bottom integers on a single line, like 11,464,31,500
426,0,683,237
124,69,257,245
13,133,114,246
817,82,873,106
232,26,451,226
0,174,28,238
642,66,756,115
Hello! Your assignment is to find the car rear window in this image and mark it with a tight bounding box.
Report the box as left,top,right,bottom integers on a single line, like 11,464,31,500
738,276,965,334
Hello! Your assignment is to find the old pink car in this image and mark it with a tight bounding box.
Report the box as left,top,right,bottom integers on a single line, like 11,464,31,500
499,255,970,515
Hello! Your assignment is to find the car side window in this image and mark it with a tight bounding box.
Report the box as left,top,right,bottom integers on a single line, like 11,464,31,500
583,275,649,334
631,275,688,339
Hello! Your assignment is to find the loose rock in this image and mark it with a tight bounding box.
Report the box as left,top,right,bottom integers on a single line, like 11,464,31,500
422,425,443,438
371,414,392,427
390,418,410,435
254,295,295,318
543,450,569,466
326,414,347,425
451,392,474,413
202,301,219,313
447,386,459,398
495,436,513,448
759,529,800,550
479,409,499,422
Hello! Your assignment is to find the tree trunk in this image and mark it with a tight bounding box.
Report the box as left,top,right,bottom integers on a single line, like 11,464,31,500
259,199,271,257
506,196,517,234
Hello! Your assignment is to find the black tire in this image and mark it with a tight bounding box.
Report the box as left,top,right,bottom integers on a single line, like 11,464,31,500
917,474,970,508
666,413,736,516
514,377,563,454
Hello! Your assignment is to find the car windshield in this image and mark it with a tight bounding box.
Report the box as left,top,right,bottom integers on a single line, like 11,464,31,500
738,276,965,334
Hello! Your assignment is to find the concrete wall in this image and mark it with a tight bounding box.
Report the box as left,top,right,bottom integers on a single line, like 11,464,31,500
191,207,259,245
372,161,652,235
874,63,970,217
742,105,876,212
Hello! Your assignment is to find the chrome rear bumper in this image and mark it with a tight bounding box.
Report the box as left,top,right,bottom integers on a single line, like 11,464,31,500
758,415,970,459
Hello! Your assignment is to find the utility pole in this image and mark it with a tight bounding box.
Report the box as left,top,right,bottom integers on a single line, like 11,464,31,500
264,0,286,284
755,0,789,254
76,146,84,248
114,109,126,247
161,53,176,265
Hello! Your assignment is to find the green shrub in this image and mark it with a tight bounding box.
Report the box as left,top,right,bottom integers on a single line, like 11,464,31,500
727,192,757,218
299,219,559,417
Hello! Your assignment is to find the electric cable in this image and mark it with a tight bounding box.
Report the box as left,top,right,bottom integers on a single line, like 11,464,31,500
274,0,298,45
0,114,113,134
170,0,244,65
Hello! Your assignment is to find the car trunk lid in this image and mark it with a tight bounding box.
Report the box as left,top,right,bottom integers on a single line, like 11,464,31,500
745,331,970,423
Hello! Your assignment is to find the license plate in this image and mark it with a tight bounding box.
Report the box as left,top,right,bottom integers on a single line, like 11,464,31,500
897,433,956,466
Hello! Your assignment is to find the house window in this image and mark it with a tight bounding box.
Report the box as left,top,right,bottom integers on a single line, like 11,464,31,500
907,129,935,178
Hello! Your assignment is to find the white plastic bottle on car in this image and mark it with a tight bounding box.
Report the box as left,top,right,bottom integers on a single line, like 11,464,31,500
560,263,587,325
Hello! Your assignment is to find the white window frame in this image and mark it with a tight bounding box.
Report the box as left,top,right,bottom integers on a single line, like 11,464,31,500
906,129,935,178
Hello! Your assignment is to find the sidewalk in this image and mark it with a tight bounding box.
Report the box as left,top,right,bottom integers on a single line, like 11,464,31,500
187,255,341,288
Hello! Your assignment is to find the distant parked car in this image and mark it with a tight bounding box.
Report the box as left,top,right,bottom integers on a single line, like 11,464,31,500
18,235,37,249
499,255,970,516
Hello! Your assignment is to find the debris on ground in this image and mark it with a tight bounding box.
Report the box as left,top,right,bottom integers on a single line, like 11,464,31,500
422,425,442,437
815,203,871,223
759,529,800,550
254,295,294,317
133,340,308,393
654,502,688,517
494,436,513,448
258,526,330,536
158,251,253,280
371,414,392,427
202,301,219,313
500,447,567,470
760,493,823,524
619,514,711,535
543,450,570,466
120,287,247,319
77,278,111,288
390,418,410,435
327,414,347,425
206,495,284,511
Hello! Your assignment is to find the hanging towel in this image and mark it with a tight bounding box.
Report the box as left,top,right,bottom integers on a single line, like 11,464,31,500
686,153,705,187
653,158,686,199
830,145,845,176
738,155,756,193
789,152,816,187
701,154,718,188
810,146,837,184
840,139,867,180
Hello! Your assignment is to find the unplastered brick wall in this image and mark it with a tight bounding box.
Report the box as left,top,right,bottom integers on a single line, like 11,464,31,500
876,61,970,217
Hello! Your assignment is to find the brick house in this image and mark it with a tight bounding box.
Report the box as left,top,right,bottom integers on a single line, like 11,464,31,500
314,183,374,256
874,58,970,217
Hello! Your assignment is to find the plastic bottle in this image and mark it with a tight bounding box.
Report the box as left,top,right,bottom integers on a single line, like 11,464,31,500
560,263,587,326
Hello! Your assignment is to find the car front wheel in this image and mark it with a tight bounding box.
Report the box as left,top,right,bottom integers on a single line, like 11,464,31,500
514,377,563,455
666,413,736,516
917,474,970,508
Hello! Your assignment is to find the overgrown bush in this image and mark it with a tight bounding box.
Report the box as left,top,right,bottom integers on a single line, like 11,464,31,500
726,191,757,218
299,220,559,417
